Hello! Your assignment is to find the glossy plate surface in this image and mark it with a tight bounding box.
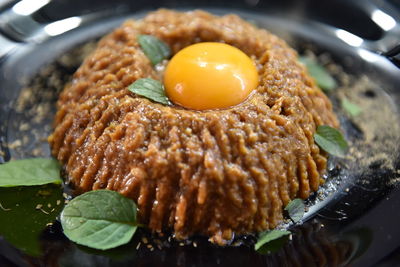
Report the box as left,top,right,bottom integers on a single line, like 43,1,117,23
1,1,400,266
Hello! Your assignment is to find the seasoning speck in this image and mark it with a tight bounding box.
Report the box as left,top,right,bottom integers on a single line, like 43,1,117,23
8,140,22,149
39,208,49,215
0,202,11,211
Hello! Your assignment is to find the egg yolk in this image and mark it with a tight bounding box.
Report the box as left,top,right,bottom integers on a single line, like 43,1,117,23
164,42,259,110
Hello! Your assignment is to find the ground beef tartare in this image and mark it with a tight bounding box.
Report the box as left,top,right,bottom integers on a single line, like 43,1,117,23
49,9,339,244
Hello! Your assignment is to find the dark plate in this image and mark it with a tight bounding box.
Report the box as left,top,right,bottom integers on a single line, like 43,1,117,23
1,1,400,266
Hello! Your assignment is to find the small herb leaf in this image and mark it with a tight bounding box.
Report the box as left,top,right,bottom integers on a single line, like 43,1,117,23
61,190,138,250
128,78,171,105
255,230,291,254
284,198,305,223
138,34,171,65
0,158,61,187
299,56,337,92
314,125,348,158
342,98,362,117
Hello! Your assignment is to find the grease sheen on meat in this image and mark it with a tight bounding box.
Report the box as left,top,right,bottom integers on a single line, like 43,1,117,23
49,9,339,244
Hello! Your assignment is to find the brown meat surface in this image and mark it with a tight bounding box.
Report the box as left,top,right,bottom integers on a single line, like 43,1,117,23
49,9,339,244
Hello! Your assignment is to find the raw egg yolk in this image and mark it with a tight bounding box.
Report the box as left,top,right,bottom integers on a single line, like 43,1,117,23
164,42,258,110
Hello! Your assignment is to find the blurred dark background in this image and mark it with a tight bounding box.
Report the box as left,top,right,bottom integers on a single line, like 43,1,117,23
1,0,399,41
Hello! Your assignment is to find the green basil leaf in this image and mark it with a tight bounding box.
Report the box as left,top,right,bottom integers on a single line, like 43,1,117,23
314,125,348,158
284,198,305,223
128,78,171,105
60,190,138,250
342,98,362,117
138,34,171,65
299,56,337,92
255,230,291,254
0,158,61,187
0,184,64,256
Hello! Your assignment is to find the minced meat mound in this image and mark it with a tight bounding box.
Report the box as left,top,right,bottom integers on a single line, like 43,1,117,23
49,9,339,245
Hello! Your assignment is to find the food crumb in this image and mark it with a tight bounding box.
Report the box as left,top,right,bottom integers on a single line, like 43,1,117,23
19,123,29,131
231,241,240,246
56,200,61,206
0,202,11,211
184,128,192,135
32,148,43,157
38,190,52,196
22,135,29,145
36,204,43,209
136,242,141,250
8,140,22,149
39,208,49,215
142,237,148,244
193,242,198,247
